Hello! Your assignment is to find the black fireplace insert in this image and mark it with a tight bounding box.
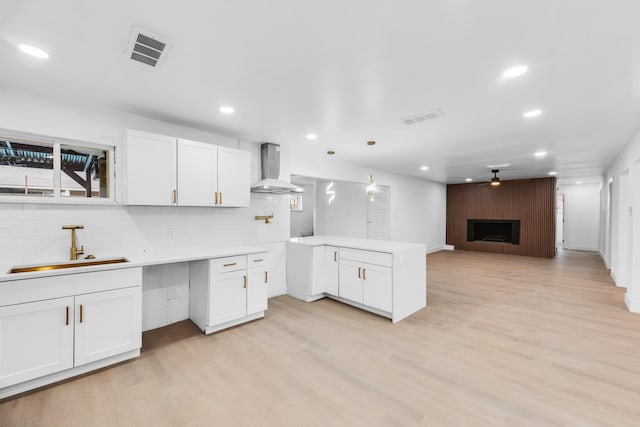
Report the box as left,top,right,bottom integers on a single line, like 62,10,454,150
467,219,520,245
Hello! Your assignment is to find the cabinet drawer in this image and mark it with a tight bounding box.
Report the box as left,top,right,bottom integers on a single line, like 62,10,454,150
339,248,392,267
211,256,247,273
247,253,268,268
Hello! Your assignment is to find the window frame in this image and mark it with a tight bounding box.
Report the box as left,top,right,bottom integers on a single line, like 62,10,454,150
0,129,116,205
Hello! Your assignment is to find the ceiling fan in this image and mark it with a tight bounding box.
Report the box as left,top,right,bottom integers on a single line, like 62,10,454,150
477,169,501,187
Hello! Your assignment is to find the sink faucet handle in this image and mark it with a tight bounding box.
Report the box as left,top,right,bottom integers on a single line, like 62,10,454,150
62,225,84,230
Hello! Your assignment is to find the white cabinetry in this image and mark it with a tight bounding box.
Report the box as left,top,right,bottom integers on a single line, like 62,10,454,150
217,146,250,207
74,287,142,366
190,253,268,334
176,138,218,206
126,130,250,207
0,267,143,398
287,237,426,322
0,297,74,388
325,246,339,296
125,130,177,206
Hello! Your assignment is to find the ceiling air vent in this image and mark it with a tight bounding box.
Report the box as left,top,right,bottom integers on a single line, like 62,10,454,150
126,26,172,68
402,109,445,125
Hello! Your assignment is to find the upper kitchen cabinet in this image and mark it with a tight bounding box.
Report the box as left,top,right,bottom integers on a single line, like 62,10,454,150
125,130,250,207
125,130,177,206
177,138,218,206
217,146,250,207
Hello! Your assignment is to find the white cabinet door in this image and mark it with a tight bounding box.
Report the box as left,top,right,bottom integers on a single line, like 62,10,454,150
0,297,74,388
126,130,177,206
338,260,363,303
310,246,326,296
247,267,269,315
362,263,392,312
217,146,250,207
210,269,247,325
74,287,142,367
177,139,218,206
325,246,339,296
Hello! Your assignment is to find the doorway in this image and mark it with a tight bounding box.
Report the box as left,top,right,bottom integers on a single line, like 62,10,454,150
556,194,565,248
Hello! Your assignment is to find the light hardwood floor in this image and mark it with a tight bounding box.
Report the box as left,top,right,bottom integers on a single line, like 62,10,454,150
2,250,639,426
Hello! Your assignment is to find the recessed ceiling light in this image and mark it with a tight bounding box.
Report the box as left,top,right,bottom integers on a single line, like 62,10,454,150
523,109,542,118
465,178,473,182
548,171,557,176
420,165,429,171
219,106,235,114
306,133,318,140
534,150,547,158
367,140,376,146
576,181,583,185
327,150,335,155
503,65,528,78
18,44,49,59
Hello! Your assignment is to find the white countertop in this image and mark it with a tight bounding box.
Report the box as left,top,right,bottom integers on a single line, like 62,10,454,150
0,245,266,283
289,235,426,253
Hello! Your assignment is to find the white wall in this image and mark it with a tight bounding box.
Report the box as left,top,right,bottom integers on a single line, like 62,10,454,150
601,124,640,311
290,182,315,237
288,148,447,253
0,88,290,331
315,180,369,238
558,182,601,252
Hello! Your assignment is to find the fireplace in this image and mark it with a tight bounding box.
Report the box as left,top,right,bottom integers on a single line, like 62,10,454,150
467,219,520,245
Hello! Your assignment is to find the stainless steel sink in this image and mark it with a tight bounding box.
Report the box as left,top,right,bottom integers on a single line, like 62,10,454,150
8,257,129,274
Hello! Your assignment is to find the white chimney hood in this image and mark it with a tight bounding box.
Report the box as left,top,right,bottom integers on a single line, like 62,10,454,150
251,143,303,194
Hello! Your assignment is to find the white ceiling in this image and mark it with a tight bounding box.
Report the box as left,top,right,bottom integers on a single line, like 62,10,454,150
2,0,640,183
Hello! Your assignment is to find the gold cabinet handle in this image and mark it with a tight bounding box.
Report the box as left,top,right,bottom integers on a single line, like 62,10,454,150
333,251,337,262
264,271,268,283
79,304,83,323
66,306,69,326
223,262,237,267
358,267,361,278
243,275,247,288
220,192,223,205
254,258,264,262
215,192,218,205
363,268,367,280
172,189,177,204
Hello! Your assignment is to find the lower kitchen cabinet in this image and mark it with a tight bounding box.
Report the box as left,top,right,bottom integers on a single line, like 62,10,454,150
190,253,269,334
325,246,339,296
0,287,142,389
361,263,392,312
338,259,363,303
74,287,142,366
0,267,143,398
0,297,74,388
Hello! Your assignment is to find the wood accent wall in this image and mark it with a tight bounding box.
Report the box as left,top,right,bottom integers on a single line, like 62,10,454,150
446,177,556,258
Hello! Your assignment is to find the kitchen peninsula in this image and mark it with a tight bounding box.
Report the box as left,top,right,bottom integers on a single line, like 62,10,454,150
287,236,427,322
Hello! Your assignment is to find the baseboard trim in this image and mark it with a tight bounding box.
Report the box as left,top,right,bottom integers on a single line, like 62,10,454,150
624,293,640,313
443,244,455,251
0,349,140,400
426,245,444,254
610,270,628,288
599,251,610,269
563,245,599,252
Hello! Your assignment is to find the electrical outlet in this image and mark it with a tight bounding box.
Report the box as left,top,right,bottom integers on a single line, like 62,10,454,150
167,288,177,300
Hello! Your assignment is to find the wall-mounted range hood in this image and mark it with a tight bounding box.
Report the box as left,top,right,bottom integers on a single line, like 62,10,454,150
251,143,303,194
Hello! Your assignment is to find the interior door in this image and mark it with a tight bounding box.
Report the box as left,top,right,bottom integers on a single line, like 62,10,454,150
362,263,392,312
217,146,250,207
367,186,390,240
74,287,142,367
338,259,363,303
0,297,74,388
125,130,177,206
247,267,269,315
210,269,248,325
177,139,218,206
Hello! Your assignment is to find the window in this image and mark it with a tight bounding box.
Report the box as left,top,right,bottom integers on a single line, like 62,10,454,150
0,134,113,202
0,139,54,196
